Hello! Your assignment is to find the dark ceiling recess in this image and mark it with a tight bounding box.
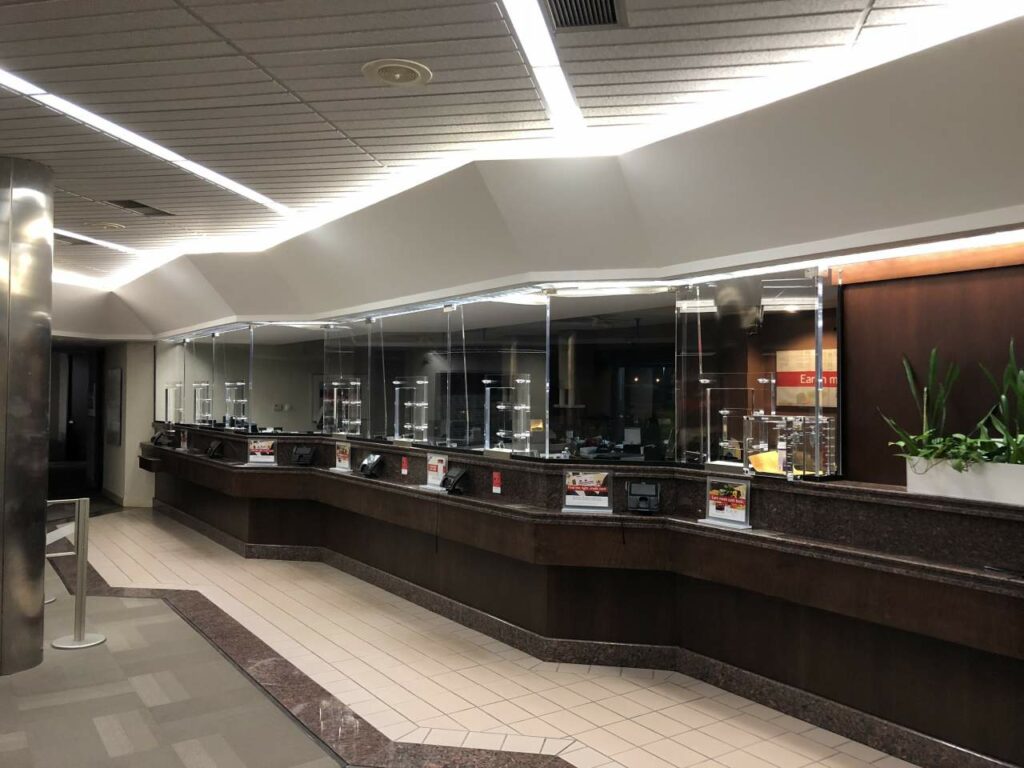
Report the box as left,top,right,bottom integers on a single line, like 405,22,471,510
546,0,617,28
105,199,174,217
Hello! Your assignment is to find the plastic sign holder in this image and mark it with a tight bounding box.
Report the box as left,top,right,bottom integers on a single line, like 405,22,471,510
246,438,277,466
331,441,352,473
562,470,612,514
421,453,448,492
699,476,752,529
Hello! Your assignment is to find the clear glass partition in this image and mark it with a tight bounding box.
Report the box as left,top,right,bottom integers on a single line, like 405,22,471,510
154,341,185,423
451,298,547,453
677,270,839,477
375,308,450,444
212,326,252,429
185,335,214,425
548,290,676,461
324,321,371,436
251,324,325,432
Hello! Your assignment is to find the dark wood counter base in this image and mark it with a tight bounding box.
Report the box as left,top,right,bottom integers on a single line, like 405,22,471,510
144,445,1024,768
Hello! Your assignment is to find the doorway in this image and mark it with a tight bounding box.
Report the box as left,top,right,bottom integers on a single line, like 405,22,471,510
48,343,104,499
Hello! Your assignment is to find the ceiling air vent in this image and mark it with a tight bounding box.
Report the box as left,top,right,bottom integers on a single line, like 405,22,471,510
105,199,174,217
546,0,618,28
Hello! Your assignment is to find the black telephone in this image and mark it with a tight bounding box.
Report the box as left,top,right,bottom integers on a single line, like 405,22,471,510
292,446,316,466
360,453,383,477
151,430,176,447
441,467,467,495
206,440,224,459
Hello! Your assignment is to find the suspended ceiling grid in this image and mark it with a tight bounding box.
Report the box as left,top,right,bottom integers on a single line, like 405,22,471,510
0,0,974,279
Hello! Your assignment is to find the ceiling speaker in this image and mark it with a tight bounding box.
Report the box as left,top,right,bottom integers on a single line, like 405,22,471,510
362,59,433,88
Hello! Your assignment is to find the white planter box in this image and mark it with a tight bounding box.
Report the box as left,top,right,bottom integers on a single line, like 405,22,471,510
906,459,1024,506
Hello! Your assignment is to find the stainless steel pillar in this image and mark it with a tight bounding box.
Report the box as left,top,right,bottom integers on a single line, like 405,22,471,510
0,158,53,675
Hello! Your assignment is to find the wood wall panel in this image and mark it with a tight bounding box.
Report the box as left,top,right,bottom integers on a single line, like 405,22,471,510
841,265,1024,485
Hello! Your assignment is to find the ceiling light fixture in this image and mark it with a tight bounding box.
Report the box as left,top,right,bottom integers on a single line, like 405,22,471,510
501,0,584,134
0,69,291,216
52,268,106,289
53,228,135,254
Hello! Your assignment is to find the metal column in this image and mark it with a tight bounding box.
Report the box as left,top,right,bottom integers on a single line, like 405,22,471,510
0,158,53,675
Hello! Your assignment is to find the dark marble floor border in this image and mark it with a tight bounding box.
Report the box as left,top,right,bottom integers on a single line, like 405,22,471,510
152,501,1017,768
45,538,567,768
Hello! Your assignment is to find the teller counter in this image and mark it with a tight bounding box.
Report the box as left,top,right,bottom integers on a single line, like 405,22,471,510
139,426,1024,768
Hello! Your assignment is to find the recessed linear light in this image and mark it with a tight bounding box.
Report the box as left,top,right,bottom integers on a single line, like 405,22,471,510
501,0,584,134
0,68,290,216
53,228,135,254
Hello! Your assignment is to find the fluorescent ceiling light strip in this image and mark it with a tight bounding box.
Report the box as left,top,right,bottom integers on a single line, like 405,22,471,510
52,268,106,289
0,70,290,216
54,227,136,254
501,0,559,67
502,0,584,134
532,67,585,132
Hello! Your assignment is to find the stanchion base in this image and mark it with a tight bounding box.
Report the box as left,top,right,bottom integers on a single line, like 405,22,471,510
52,633,105,650
44,596,56,605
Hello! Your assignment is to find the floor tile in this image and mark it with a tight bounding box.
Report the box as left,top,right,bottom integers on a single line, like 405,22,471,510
75,510,924,768
422,728,467,747
633,711,692,738
835,741,887,762
614,746,683,768
511,692,564,717
673,730,734,758
563,745,616,768
770,732,838,761
462,731,506,750
741,739,815,768
576,726,638,756
604,719,664,747
717,750,779,768
645,738,709,767
501,734,546,753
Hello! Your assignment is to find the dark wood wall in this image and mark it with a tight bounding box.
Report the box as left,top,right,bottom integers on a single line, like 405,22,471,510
842,265,1024,485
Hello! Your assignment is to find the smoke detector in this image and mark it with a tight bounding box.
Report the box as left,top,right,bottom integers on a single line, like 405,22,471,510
362,59,433,87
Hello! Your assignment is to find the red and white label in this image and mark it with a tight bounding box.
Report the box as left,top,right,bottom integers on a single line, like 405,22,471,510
492,471,502,494
776,349,837,407
401,456,409,476
426,453,448,486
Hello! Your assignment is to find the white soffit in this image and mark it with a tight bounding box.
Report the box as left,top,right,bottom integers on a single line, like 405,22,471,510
0,0,1017,289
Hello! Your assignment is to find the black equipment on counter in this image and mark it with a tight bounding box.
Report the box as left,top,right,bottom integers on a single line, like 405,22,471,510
626,480,660,514
291,446,316,466
441,467,467,495
360,453,383,477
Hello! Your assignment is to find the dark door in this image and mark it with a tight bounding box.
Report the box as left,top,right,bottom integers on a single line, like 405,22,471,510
48,345,103,498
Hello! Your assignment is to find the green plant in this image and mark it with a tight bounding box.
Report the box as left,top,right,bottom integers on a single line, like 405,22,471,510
980,339,1024,465
881,341,1024,472
880,348,969,465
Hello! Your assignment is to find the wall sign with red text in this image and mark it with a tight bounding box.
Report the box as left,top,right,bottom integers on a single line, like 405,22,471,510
776,349,837,407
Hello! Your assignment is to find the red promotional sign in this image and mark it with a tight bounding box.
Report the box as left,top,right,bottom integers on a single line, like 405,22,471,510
775,371,837,388
401,456,409,476
492,471,502,494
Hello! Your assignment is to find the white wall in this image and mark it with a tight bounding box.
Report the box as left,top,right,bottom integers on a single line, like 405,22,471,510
251,340,323,432
102,342,156,507
53,282,153,340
